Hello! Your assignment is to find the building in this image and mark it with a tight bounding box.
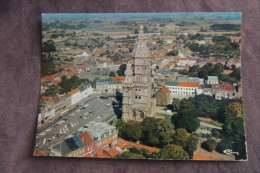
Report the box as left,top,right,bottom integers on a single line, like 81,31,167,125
206,76,219,84
122,25,156,122
178,76,204,85
165,81,199,99
177,58,197,66
70,89,81,105
154,86,171,105
86,122,118,150
96,78,123,93
51,136,85,157
154,70,179,86
79,132,97,157
79,82,93,100
70,82,93,106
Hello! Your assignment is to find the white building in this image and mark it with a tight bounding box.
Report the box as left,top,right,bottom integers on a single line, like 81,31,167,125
165,81,199,99
207,76,219,84
96,78,123,93
177,58,197,66
70,82,93,105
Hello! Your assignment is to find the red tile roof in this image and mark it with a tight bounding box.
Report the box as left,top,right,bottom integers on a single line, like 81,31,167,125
116,141,127,149
162,86,170,94
94,149,111,158
34,149,46,156
41,96,51,100
79,132,94,145
178,82,198,87
83,153,92,158
118,138,160,153
224,84,233,91
223,70,233,75
193,154,223,160
43,73,61,82
69,89,79,95
107,149,120,157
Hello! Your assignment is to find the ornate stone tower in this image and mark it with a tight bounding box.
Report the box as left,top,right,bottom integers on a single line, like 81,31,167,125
122,25,156,122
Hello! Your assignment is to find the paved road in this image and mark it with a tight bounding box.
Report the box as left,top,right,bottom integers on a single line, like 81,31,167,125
35,94,118,150
200,121,222,130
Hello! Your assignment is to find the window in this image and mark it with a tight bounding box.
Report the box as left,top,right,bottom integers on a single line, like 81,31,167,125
139,96,141,99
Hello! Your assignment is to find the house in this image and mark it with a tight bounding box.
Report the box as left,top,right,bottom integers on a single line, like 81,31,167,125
154,70,179,86
178,76,204,84
86,122,118,150
154,86,171,105
212,84,225,99
70,89,81,105
79,132,97,157
177,58,197,66
79,82,93,100
202,84,213,96
206,76,219,84
96,78,123,93
51,136,85,157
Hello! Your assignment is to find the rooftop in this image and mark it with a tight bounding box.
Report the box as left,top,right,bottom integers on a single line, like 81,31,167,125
96,78,122,85
86,122,116,140
70,89,80,95
178,82,198,87
161,86,170,94
165,81,178,86
208,76,218,81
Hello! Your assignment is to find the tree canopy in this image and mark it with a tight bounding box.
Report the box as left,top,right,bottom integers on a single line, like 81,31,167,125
157,144,189,160
117,64,127,76
42,40,56,52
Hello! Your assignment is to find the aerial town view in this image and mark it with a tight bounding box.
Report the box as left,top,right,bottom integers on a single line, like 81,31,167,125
34,13,246,160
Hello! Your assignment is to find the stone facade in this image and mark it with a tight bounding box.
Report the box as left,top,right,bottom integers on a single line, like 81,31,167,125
122,25,156,122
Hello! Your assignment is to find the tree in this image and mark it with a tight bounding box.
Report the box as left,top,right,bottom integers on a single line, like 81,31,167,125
172,98,181,111
230,67,241,80
134,28,138,34
166,50,178,56
222,117,244,141
42,40,56,52
233,138,247,160
204,138,217,152
185,135,200,158
41,54,56,76
109,71,116,77
141,117,174,148
117,64,127,76
228,102,243,118
143,26,149,33
173,109,200,133
216,139,233,154
194,94,218,119
172,128,190,148
157,144,189,160
123,121,142,142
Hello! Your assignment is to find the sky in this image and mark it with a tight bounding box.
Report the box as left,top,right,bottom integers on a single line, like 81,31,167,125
42,12,242,20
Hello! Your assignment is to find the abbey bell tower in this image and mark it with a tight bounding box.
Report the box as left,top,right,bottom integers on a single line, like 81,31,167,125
122,25,156,122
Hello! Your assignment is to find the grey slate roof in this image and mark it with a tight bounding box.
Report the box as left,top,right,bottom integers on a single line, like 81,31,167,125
165,81,178,86
96,78,122,86
52,136,85,156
